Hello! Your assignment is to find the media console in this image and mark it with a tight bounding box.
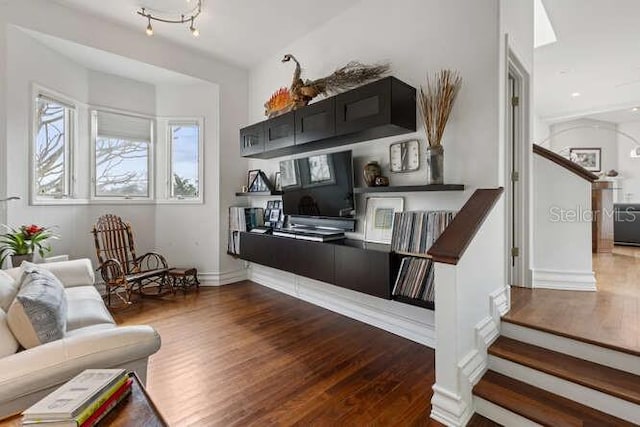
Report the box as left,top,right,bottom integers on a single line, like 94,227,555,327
239,232,397,299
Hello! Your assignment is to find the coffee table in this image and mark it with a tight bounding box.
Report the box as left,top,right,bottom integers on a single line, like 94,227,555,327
0,372,167,427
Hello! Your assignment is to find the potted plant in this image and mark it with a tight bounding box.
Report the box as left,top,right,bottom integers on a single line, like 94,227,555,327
0,224,58,267
418,69,462,184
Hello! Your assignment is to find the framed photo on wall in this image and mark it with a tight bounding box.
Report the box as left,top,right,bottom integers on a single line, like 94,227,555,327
569,148,601,172
364,197,404,244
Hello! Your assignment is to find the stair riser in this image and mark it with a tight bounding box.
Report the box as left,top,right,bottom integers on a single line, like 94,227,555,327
489,356,640,424
474,396,542,427
501,322,640,375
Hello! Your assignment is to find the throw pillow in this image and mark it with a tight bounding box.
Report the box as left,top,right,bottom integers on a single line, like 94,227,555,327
0,270,20,312
7,265,68,349
0,309,19,357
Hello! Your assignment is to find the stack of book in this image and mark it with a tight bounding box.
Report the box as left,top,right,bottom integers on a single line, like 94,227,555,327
22,369,132,427
391,210,456,304
228,207,265,254
392,257,435,303
391,211,456,255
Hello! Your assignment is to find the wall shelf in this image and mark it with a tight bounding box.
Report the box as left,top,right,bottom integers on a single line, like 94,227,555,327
235,191,283,197
353,184,465,194
392,295,435,310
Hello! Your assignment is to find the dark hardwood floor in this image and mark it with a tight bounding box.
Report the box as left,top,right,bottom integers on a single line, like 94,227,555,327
113,281,443,426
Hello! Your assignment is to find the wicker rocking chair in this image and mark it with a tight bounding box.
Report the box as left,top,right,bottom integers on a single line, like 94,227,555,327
92,214,170,306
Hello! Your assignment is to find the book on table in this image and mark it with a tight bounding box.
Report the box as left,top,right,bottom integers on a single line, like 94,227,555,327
22,369,131,426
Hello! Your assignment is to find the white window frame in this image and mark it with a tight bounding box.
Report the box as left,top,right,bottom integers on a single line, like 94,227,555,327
90,108,155,203
165,118,204,204
30,85,78,205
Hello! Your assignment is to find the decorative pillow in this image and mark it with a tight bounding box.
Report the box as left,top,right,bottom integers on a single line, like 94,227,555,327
0,309,19,357
0,270,20,312
7,265,68,349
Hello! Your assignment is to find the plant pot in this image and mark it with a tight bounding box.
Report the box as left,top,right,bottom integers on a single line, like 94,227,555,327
363,161,382,187
11,253,33,268
426,145,444,185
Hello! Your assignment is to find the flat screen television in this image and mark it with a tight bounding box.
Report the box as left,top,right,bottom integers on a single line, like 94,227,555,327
280,150,355,221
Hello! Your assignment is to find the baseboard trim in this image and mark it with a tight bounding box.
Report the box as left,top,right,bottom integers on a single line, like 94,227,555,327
248,263,435,347
431,384,473,427
199,268,248,286
532,268,597,291
474,396,541,427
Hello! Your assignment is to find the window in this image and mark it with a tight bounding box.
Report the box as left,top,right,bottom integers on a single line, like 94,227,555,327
92,110,153,199
34,94,74,199
169,121,201,200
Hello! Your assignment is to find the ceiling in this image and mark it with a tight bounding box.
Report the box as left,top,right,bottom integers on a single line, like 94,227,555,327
535,0,640,123
51,0,352,69
22,28,203,85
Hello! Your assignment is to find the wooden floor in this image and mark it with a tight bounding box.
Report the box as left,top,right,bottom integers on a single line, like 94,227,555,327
113,281,443,426
503,246,640,356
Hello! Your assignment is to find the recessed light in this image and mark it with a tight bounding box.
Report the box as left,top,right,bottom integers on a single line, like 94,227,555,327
571,92,581,97
633,107,639,112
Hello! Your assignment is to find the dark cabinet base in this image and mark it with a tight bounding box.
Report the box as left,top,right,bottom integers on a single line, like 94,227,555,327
239,232,393,300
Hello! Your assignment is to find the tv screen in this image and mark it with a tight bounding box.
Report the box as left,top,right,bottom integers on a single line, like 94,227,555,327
280,150,355,219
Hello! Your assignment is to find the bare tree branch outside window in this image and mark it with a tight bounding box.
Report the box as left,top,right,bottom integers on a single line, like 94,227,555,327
35,100,67,196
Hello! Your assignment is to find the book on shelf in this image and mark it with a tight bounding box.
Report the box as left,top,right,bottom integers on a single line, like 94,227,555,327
228,207,265,255
391,210,455,304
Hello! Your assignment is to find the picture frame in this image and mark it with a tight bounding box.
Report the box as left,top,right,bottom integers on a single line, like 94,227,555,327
569,148,602,172
364,197,404,244
280,159,299,189
267,201,275,209
247,169,260,189
269,208,281,222
274,172,282,191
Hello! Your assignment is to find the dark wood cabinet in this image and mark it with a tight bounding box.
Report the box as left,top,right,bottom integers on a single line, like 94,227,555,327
239,121,265,156
264,111,295,151
295,97,336,145
239,76,416,159
239,232,394,300
334,244,392,299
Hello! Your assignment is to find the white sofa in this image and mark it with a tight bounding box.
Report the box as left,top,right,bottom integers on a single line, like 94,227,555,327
0,259,161,419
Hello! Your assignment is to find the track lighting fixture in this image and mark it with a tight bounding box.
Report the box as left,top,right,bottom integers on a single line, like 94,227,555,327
137,1,202,37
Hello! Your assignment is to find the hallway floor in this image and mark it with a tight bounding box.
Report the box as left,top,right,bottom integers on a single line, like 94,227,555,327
504,246,640,356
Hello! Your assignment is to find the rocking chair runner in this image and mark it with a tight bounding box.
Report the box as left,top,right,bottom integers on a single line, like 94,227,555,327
92,214,170,306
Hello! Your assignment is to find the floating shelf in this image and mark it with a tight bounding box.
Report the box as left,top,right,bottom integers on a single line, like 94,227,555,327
235,191,283,197
394,251,432,259
393,295,435,310
353,184,464,194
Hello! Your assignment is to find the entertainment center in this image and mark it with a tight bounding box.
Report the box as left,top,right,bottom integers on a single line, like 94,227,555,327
236,76,465,310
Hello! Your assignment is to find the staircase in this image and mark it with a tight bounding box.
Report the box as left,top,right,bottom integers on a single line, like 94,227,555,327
473,319,640,426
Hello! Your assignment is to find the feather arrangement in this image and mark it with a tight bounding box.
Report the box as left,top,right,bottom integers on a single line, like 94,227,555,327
265,54,390,117
418,70,462,147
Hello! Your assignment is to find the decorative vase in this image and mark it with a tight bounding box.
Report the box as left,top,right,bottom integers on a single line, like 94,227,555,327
363,161,382,187
11,253,33,268
426,145,444,185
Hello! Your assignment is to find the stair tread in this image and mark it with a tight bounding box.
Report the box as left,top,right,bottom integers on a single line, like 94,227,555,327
474,371,635,427
490,336,640,405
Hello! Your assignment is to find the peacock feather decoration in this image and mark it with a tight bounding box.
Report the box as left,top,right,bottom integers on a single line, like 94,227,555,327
264,54,390,118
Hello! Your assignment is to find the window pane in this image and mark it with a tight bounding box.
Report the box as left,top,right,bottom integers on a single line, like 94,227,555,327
35,98,69,196
95,137,149,197
171,124,200,198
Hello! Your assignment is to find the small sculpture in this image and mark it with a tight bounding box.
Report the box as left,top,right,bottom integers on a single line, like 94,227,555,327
265,54,390,117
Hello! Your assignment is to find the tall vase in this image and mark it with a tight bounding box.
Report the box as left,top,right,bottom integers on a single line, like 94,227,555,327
426,145,444,185
11,253,34,268
363,161,382,187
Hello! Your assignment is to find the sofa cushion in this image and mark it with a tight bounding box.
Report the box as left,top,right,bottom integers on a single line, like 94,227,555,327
65,286,114,331
7,266,68,349
0,309,19,357
0,270,20,312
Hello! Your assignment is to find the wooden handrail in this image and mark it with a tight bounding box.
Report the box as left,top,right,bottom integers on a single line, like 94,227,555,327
428,188,504,265
533,144,598,182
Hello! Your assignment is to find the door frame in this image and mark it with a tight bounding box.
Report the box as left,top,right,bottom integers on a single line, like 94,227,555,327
505,48,532,288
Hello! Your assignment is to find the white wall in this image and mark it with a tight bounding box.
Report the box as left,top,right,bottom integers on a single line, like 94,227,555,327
1,0,249,279
532,156,596,290
550,118,618,174
533,114,550,145
617,121,640,203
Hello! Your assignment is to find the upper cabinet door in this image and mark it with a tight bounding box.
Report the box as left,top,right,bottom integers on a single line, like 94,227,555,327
335,78,391,136
264,111,295,150
239,122,265,156
295,98,336,145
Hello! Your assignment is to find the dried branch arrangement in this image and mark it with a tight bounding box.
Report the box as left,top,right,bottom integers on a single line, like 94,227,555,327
418,69,462,147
